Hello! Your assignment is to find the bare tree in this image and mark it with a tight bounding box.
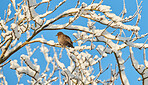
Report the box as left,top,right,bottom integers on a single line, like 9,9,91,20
0,0,148,85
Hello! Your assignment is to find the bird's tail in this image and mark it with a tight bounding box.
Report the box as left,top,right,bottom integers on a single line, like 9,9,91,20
68,44,74,48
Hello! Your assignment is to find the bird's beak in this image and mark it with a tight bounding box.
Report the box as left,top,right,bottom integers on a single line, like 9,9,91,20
56,34,58,36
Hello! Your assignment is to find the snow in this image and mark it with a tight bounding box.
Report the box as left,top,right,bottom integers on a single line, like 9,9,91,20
99,16,109,23
91,43,96,49
73,33,79,38
67,65,74,72
11,0,16,9
4,34,12,41
114,22,140,31
144,75,148,85
10,60,20,69
25,45,33,56
130,47,144,73
88,34,93,38
92,82,97,85
118,57,124,65
44,20,51,26
121,71,130,85
145,60,148,67
8,4,11,16
105,12,123,22
69,17,74,22
33,58,38,64
54,52,65,69
1,0,146,84
0,20,4,30
11,38,17,47
126,42,144,48
40,44,49,53
47,40,55,45
17,67,39,79
39,11,52,18
0,74,4,78
40,44,53,63
81,32,87,37
78,40,83,46
18,14,25,21
74,51,79,56
95,29,103,36
107,40,120,51
22,5,31,20
29,0,37,6
89,58,96,65
10,54,42,80
5,42,22,57
83,70,91,76
63,8,79,14
42,0,49,3
138,64,144,73
74,45,86,51
33,16,43,25
32,38,56,46
11,23,21,39
98,5,112,12
96,45,107,57
34,38,46,42
82,2,87,8
86,4,112,12
94,55,99,60
11,23,17,29
21,54,40,72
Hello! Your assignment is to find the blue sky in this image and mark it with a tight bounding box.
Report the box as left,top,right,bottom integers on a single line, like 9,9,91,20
0,0,148,85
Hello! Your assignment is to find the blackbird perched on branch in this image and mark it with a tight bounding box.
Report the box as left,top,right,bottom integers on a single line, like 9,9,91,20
56,32,74,48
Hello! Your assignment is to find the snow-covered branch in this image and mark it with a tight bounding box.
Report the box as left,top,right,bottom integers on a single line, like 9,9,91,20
0,0,147,84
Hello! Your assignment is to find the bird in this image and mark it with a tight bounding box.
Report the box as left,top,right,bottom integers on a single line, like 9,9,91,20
56,32,74,48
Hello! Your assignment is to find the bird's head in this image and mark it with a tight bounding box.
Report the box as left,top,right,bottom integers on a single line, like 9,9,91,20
56,32,63,36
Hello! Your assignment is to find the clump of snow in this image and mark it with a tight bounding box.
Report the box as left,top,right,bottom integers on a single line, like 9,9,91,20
0,20,8,31
0,74,3,78
55,53,65,69
33,58,38,64
96,45,107,57
94,55,99,60
98,5,112,12
73,33,79,39
11,23,21,39
47,40,55,45
87,19,95,29
138,77,141,81
86,4,111,12
42,0,49,3
120,71,130,85
63,8,78,14
105,12,123,22
82,2,87,8
33,16,43,26
10,60,20,69
95,29,103,36
21,54,40,72
78,40,83,46
29,0,37,6
11,23,17,29
40,44,49,53
7,4,11,16
11,39,17,47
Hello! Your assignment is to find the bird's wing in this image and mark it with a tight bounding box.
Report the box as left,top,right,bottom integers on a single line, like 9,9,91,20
64,35,73,44
63,34,74,48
